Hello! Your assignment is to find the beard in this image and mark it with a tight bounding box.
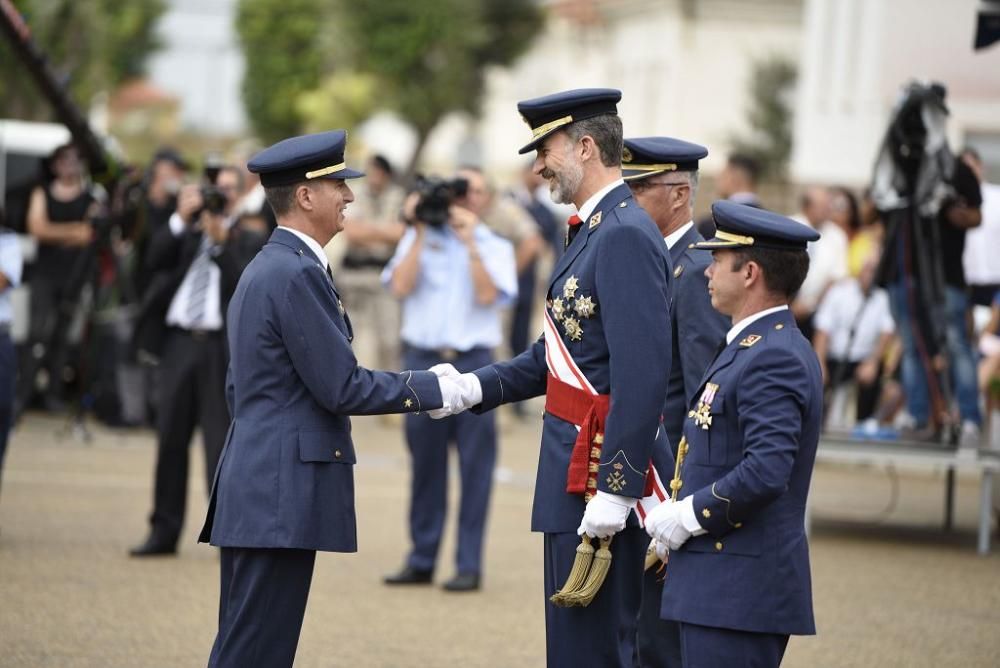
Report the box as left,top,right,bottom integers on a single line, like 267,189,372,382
544,159,584,205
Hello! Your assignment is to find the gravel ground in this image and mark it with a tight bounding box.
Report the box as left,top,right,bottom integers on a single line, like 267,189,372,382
1,409,999,667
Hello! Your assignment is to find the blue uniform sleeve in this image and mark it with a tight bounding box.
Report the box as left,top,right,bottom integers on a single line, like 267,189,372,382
472,335,547,410
691,345,808,537
595,222,672,498
676,255,729,402
281,264,442,415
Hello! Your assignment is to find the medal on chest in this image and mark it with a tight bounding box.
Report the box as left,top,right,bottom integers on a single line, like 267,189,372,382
690,382,719,430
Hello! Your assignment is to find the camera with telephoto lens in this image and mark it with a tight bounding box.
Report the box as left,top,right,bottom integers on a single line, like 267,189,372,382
411,175,469,227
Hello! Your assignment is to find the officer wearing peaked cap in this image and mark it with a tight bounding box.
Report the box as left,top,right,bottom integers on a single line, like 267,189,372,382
198,129,468,667
623,136,730,668
427,89,674,667
643,201,822,668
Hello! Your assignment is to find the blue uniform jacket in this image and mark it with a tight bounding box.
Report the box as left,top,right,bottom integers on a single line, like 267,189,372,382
662,225,731,452
472,184,673,533
199,228,443,552
661,308,822,635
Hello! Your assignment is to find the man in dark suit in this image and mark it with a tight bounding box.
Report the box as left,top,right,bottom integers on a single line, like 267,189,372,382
644,201,822,667
130,165,263,556
198,130,463,667
430,89,674,667
622,137,731,668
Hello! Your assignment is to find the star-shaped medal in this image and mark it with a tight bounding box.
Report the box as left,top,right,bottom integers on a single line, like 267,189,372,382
563,316,583,341
574,295,596,319
551,297,566,321
563,275,580,299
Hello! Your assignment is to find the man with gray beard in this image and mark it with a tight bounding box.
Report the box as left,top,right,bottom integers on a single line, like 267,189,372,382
428,88,674,667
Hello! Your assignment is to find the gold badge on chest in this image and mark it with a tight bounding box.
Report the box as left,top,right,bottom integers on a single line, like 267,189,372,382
551,297,567,321
690,382,719,430
563,275,580,299
563,316,583,341
574,295,596,319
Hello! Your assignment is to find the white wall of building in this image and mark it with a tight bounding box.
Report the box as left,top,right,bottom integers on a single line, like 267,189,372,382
791,0,1000,186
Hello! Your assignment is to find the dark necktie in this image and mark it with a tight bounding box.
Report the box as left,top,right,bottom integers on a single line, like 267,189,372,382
325,265,354,342
565,214,583,248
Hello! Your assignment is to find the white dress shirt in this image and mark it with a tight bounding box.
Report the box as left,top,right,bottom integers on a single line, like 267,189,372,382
664,221,694,250
165,213,224,331
577,179,625,221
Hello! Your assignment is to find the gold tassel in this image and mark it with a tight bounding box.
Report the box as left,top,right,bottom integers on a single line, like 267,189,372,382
564,536,613,607
644,541,660,571
549,535,595,607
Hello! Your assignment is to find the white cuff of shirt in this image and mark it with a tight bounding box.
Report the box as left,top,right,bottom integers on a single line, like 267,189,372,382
679,495,708,536
168,212,186,237
596,490,639,509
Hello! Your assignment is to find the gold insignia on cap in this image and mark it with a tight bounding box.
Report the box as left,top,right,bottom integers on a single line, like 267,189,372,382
574,295,596,318
739,334,762,347
622,147,633,163
305,162,347,179
563,275,580,299
530,114,574,139
673,264,684,278
589,211,602,229
551,297,566,321
563,316,583,341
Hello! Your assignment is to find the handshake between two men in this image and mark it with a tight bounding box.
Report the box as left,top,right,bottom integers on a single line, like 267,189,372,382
427,364,705,554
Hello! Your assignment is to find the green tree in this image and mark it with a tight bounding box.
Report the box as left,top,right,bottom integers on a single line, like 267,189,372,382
235,0,327,144
333,0,543,173
729,55,797,180
0,0,166,120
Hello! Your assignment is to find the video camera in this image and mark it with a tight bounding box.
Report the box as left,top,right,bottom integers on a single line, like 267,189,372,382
411,175,469,227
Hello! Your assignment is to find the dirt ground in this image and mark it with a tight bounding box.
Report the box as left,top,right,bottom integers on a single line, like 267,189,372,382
1,408,999,667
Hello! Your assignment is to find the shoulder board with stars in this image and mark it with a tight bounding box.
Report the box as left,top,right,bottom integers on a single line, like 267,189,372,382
589,211,602,229
739,334,762,347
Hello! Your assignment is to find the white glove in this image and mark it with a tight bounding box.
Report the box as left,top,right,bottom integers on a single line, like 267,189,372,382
652,538,668,562
429,363,460,378
645,496,704,550
577,491,637,539
427,373,483,419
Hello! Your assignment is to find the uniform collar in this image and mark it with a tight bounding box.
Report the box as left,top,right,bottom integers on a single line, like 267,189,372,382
664,221,694,250
577,178,625,221
277,225,328,271
726,304,788,344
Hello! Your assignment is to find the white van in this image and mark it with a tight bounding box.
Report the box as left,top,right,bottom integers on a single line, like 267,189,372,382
0,119,72,342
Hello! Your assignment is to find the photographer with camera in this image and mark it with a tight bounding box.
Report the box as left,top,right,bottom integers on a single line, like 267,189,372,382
381,167,517,592
25,143,100,411
130,164,264,557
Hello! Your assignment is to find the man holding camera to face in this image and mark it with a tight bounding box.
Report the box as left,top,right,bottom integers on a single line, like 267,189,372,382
381,167,517,592
130,165,265,557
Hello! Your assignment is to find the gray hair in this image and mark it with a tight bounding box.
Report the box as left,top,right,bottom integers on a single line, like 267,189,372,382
564,114,623,168
264,183,301,217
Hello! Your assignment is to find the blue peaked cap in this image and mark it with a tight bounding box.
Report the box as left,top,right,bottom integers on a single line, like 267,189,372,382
248,129,364,187
696,201,820,251
516,88,621,154
622,136,708,181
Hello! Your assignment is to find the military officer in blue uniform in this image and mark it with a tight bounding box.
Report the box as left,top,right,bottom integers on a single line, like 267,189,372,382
623,137,730,668
198,130,465,667
644,201,822,668
430,89,674,667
